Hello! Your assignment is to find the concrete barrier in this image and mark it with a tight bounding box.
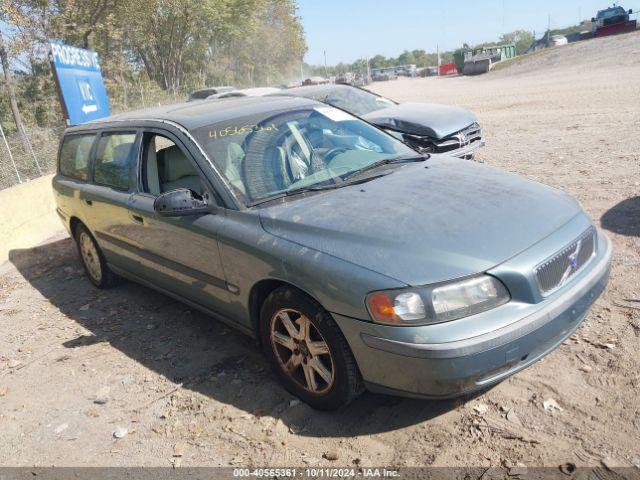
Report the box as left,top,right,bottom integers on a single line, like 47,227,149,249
0,174,65,265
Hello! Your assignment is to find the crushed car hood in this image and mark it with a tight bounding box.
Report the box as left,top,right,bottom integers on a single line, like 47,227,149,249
362,103,477,140
259,156,582,286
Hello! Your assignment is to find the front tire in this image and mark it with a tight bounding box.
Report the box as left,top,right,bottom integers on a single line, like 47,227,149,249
260,287,362,410
74,224,119,288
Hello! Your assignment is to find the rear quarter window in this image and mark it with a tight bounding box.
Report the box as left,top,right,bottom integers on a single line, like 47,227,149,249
59,134,95,181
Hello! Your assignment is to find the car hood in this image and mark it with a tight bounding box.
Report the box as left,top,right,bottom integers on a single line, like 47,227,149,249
362,103,477,140
259,157,582,286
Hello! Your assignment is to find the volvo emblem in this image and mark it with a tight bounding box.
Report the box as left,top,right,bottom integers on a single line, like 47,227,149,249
559,240,582,286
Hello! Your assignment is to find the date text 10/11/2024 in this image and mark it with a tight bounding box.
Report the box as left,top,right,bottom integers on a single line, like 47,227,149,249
232,468,400,478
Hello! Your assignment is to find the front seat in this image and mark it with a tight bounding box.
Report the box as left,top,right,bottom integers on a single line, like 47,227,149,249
207,141,247,195
158,145,204,195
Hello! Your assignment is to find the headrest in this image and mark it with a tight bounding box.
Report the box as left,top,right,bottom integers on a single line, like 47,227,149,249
159,146,196,181
112,143,133,165
205,141,244,172
227,142,244,159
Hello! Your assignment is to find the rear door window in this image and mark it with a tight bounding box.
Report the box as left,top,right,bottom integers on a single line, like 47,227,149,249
59,134,95,181
93,132,137,190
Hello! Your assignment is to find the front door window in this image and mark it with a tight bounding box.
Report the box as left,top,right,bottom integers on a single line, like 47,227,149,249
142,134,205,198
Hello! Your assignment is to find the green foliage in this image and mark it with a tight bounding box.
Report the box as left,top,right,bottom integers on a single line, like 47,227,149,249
0,0,307,130
308,29,538,78
305,47,455,77
498,30,534,55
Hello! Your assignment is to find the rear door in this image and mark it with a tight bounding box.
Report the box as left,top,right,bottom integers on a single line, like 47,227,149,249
123,128,232,316
81,129,141,273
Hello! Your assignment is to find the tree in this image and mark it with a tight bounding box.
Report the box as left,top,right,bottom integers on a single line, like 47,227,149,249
397,50,415,66
369,54,388,69
125,0,223,91
123,0,306,91
499,29,534,55
1,0,307,108
224,0,307,86
0,28,29,152
1,0,130,124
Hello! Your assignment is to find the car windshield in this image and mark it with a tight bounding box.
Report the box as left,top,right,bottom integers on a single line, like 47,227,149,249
192,105,415,204
598,7,625,17
296,87,396,116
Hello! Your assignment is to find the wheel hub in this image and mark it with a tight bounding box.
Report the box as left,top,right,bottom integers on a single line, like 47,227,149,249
297,340,310,358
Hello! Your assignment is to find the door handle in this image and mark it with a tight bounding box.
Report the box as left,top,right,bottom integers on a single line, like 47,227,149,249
83,199,93,206
131,214,144,224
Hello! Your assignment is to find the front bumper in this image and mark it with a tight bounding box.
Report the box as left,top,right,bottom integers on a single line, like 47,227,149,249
387,126,484,160
439,140,484,160
333,230,612,399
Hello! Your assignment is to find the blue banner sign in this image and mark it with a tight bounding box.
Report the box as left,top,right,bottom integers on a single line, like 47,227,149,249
50,41,110,126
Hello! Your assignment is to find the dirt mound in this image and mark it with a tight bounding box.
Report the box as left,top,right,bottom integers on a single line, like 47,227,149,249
490,30,640,78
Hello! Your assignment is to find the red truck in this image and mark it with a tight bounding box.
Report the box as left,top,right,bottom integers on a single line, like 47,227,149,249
592,5,637,37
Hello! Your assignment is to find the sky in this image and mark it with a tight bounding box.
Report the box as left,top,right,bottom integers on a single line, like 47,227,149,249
297,0,640,65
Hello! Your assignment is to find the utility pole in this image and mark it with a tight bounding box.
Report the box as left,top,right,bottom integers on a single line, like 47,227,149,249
0,29,29,154
323,50,328,79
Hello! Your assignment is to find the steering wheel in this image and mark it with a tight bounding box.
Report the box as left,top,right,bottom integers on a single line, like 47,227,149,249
323,147,349,162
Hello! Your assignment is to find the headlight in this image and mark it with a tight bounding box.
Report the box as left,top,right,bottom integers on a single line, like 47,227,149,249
366,275,510,326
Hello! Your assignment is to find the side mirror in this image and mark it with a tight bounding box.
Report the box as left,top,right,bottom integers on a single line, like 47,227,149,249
153,188,212,217
591,17,596,22
629,9,633,14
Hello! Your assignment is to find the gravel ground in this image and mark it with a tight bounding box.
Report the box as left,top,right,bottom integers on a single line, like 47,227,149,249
0,32,639,470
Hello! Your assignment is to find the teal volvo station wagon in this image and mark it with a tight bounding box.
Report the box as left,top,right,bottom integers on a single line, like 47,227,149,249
53,96,612,410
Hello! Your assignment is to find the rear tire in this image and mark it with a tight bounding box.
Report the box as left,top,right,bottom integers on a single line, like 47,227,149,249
74,224,119,288
260,286,363,410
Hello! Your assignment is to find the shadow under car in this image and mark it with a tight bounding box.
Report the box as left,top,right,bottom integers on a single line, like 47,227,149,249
8,237,475,437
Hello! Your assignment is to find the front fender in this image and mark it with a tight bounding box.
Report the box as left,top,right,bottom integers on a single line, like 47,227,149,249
217,209,405,330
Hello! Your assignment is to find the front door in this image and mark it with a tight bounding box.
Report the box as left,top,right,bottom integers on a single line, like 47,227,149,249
124,130,232,316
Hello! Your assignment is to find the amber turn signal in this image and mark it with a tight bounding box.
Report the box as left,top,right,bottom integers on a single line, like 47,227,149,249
366,293,399,323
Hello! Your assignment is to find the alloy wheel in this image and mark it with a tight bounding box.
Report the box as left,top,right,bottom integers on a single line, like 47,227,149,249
270,308,335,394
79,232,102,283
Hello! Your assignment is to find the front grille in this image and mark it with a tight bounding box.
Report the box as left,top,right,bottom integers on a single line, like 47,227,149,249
535,228,596,295
434,122,483,153
400,122,483,158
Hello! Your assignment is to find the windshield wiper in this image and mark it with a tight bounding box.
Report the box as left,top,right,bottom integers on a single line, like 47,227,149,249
246,172,391,208
344,153,428,180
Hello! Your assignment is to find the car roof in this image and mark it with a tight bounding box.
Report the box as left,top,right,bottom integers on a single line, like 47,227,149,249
66,96,319,132
281,84,355,97
598,6,625,14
